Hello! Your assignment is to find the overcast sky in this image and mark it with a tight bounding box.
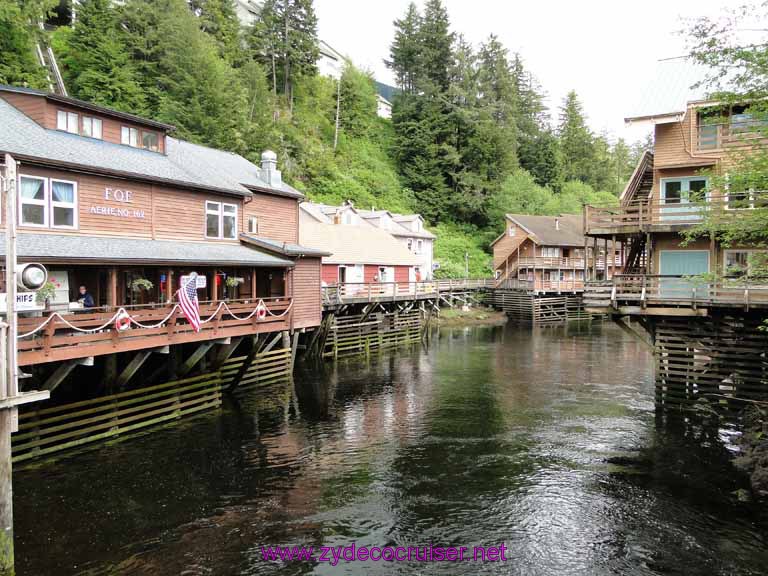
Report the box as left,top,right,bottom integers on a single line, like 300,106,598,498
314,0,730,144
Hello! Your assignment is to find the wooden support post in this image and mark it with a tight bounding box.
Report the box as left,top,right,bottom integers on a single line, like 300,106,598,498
115,350,153,390
108,267,118,309
212,269,219,302
42,360,80,392
168,345,181,380
229,335,259,392
177,341,216,378
104,354,118,394
165,268,173,304
611,235,616,280
261,332,284,355
290,332,300,371
212,336,243,369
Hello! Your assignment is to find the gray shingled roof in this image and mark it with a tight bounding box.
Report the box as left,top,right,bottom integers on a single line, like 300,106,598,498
0,96,302,199
240,234,330,257
505,214,585,247
0,233,294,267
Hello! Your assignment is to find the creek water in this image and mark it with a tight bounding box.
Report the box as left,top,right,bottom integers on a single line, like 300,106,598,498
12,322,768,575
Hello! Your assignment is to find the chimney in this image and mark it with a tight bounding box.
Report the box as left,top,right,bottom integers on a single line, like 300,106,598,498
260,150,282,188
555,217,560,231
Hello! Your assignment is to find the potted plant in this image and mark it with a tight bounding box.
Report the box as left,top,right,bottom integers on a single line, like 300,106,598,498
224,276,244,299
129,278,154,293
35,281,57,310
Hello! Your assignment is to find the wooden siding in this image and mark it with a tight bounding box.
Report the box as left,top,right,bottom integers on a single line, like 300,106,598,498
364,265,379,283
293,257,322,329
44,101,167,153
243,194,298,243
322,264,339,284
394,266,410,283
1,92,47,125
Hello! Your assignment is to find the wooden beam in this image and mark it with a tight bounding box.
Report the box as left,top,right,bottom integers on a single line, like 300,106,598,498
260,332,284,355
42,362,77,393
108,268,118,308
612,317,652,350
177,341,216,378
114,349,153,390
212,336,243,368
229,335,259,391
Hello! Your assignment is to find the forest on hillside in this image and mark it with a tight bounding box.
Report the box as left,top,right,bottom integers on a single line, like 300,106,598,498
0,0,649,277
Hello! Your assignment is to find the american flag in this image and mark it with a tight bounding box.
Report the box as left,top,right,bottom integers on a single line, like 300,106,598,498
178,275,201,332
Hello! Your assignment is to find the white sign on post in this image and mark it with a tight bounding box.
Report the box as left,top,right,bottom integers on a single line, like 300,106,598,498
180,275,207,289
0,292,43,313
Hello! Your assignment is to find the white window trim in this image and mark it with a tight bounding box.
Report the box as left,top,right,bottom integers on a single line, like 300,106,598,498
57,110,79,134
416,239,423,254
49,178,78,230
121,126,139,147
18,175,48,228
205,201,238,239
724,188,756,211
82,116,103,140
248,216,259,235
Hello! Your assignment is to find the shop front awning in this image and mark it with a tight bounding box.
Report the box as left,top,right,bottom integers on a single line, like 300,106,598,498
0,233,294,267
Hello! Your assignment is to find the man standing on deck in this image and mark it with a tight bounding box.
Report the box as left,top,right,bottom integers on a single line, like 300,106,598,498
78,285,95,308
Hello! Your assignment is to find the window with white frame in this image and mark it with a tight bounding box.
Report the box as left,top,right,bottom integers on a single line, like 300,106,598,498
57,110,79,134
121,126,139,147
416,239,423,254
206,201,237,239
82,116,102,139
19,175,77,229
50,179,77,228
248,216,259,235
407,238,413,251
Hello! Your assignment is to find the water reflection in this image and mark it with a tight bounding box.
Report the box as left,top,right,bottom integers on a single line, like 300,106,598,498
13,323,768,575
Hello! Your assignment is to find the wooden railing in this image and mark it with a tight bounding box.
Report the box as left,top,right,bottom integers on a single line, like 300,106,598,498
585,191,768,234
322,279,494,305
697,120,768,151
515,256,622,270
584,274,768,309
537,279,585,292
17,297,292,365
495,278,535,291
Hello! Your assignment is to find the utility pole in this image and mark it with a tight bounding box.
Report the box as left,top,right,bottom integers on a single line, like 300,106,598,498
0,154,50,574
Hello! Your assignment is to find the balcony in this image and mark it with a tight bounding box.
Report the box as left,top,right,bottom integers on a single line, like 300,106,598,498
585,191,768,236
697,120,768,151
17,298,293,366
584,274,768,313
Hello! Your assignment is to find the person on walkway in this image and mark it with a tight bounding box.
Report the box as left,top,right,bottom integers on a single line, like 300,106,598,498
78,285,95,308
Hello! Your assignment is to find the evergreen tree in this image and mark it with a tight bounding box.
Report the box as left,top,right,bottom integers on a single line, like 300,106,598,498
120,0,251,154
419,0,453,92
519,129,563,189
558,90,596,185
387,2,422,94
62,0,146,113
248,0,319,107
190,0,242,64
0,0,55,89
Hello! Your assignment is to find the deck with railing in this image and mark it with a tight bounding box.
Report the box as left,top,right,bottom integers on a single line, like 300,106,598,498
585,191,768,236
584,274,768,312
17,297,293,366
321,279,495,306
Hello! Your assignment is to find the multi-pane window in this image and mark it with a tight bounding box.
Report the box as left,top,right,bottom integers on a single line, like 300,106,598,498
205,201,237,239
724,250,767,277
142,131,159,152
247,216,259,235
541,247,560,258
19,175,77,229
82,116,102,139
121,126,139,147
661,177,708,204
56,110,79,134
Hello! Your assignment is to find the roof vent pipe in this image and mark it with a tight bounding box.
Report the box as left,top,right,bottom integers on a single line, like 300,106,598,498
555,217,560,231
260,150,282,188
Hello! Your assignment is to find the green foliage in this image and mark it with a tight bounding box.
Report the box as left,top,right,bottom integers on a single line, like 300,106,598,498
0,0,56,88
247,0,319,105
61,0,147,113
431,222,494,278
189,0,241,64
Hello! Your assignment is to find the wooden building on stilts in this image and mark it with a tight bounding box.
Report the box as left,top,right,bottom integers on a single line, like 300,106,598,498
0,85,328,460
582,60,768,410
